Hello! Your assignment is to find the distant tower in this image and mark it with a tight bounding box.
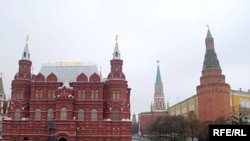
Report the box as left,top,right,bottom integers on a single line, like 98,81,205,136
0,72,7,119
196,28,231,121
152,61,166,111
0,72,6,100
132,113,137,124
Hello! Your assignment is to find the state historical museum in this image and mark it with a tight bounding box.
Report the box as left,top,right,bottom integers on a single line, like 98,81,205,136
2,36,132,141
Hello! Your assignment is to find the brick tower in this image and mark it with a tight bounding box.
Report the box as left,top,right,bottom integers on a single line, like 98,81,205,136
196,28,231,121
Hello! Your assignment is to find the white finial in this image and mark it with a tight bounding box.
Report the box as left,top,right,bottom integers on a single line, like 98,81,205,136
26,35,29,43
115,35,118,43
206,25,209,29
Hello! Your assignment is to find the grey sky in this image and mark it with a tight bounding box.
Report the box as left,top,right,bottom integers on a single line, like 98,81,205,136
0,0,250,117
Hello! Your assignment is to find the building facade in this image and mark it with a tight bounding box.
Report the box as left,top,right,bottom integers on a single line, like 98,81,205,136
138,62,168,136
2,36,132,141
168,89,250,122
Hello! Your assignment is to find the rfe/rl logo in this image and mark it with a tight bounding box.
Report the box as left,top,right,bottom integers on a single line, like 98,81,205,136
209,125,250,141
213,129,247,136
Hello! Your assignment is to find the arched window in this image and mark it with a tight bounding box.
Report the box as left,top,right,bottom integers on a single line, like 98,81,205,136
114,110,120,121
60,107,67,120
78,109,84,121
15,108,20,120
47,108,54,120
35,108,41,120
91,109,97,121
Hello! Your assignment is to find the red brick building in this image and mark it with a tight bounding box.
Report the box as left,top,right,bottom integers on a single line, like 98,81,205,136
2,36,132,141
138,62,168,136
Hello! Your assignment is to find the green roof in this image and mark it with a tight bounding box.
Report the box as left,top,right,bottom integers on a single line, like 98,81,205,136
206,29,213,39
156,65,162,84
202,48,221,70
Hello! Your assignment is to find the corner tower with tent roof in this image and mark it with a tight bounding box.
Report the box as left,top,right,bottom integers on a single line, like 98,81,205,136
196,27,231,121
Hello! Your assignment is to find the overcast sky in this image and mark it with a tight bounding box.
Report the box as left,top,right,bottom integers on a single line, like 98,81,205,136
1,0,250,118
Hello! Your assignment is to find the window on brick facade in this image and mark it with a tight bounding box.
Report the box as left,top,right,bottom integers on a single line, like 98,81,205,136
16,90,24,99
34,138,40,141
39,90,42,98
11,138,18,141
14,108,20,120
60,107,67,120
91,109,97,121
35,108,41,120
78,109,84,121
20,90,23,99
91,90,98,100
48,90,51,99
114,110,120,121
47,108,54,120
112,91,120,101
78,90,85,99
35,90,43,99
95,90,98,99
47,90,55,99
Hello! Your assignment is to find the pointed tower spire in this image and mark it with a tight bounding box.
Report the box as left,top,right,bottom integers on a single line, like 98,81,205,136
156,60,162,84
22,35,30,60
152,61,166,111
202,28,221,71
99,66,102,79
15,35,32,80
113,35,121,59
206,25,212,38
108,35,125,80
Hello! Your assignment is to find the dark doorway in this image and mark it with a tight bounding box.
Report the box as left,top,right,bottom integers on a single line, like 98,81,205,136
58,137,67,141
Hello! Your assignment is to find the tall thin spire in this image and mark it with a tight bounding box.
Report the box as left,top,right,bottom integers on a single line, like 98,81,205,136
99,66,102,78
156,60,162,84
152,60,166,111
113,35,121,59
22,35,30,60
206,25,212,39
203,28,221,70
